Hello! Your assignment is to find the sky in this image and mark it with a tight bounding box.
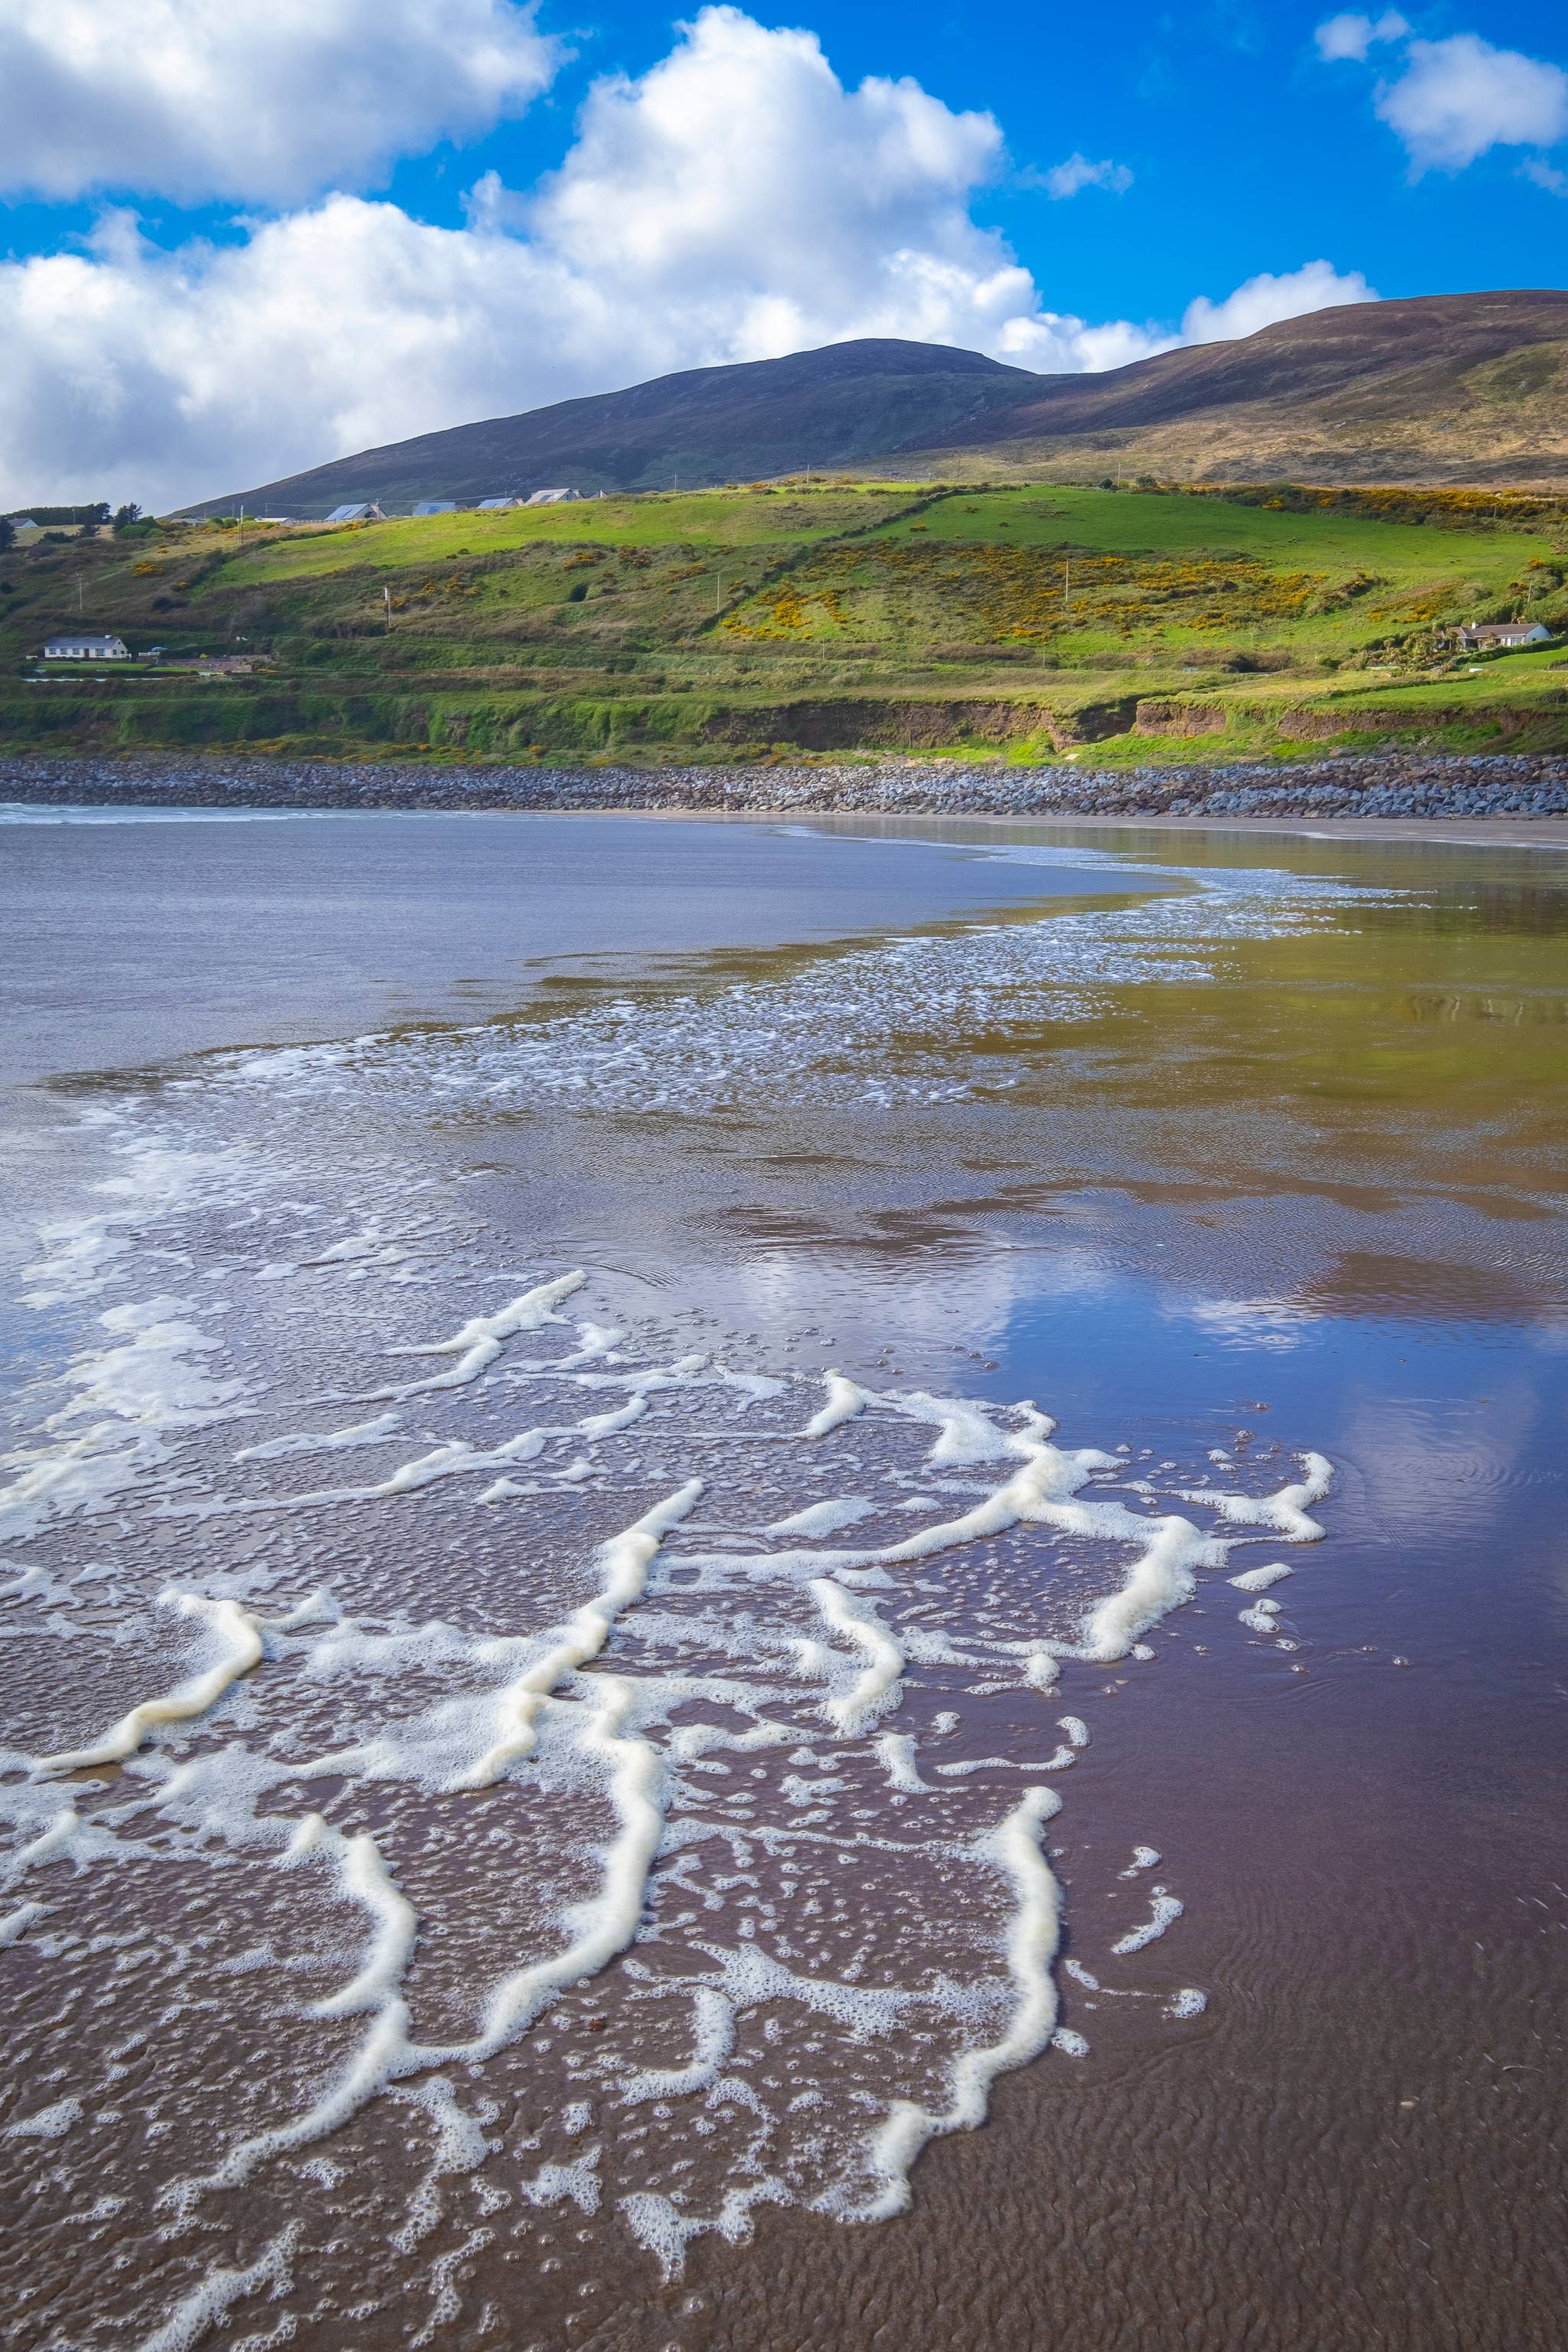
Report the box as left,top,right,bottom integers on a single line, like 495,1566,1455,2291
1,0,1564,511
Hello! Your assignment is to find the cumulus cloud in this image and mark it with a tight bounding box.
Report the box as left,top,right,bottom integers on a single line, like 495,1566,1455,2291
0,7,1379,510
1037,154,1135,199
0,0,560,205
1314,11,1407,65
1180,260,1378,344
1375,33,1568,172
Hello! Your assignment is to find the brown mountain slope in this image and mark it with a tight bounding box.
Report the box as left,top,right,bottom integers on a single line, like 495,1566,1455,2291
902,291,1568,485
178,341,1039,517
178,290,1568,516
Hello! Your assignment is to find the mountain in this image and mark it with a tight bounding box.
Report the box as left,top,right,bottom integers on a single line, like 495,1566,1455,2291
903,290,1568,485
181,291,1568,518
180,341,1040,518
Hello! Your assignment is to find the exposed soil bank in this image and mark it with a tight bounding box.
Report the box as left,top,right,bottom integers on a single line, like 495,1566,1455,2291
2,750,1565,822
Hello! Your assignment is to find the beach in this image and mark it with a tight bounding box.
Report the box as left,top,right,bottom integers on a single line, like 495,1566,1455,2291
1,805,1563,2350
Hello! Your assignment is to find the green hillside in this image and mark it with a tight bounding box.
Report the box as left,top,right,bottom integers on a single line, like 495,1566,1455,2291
4,479,1566,766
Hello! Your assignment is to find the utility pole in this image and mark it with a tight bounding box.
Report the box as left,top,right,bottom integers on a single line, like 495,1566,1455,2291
384,585,392,632
77,574,84,615
1063,557,1071,616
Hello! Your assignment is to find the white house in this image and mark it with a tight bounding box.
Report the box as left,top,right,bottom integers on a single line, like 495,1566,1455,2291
325,502,385,524
44,632,130,660
523,488,579,506
1453,621,1552,652
411,499,456,517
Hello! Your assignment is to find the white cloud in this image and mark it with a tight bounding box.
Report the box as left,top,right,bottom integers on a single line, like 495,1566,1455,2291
1314,11,1407,65
1521,157,1568,195
0,0,560,205
1038,154,1135,199
1375,32,1568,172
1180,259,1378,344
0,7,1380,511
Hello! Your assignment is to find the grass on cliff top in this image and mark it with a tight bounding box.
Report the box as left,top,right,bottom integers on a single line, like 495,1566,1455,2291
211,485,920,586
717,483,1563,671
871,483,1555,572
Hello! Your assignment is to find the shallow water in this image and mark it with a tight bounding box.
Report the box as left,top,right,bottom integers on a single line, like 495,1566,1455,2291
0,809,1563,2351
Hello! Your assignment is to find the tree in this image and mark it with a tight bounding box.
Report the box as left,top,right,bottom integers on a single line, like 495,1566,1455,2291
113,503,143,533
0,518,14,554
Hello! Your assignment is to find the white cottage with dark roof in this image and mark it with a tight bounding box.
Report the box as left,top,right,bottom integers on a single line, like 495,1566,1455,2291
44,632,129,659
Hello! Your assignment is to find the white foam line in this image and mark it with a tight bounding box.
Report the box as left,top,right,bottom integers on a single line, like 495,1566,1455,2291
619,1987,735,2103
811,1579,904,1736
935,1751,1075,1777
452,1479,701,1792
250,1389,677,1513
132,2225,300,2352
0,1900,44,1945
280,1430,549,1508
622,2178,789,2285
361,1272,586,1400
873,1733,933,1793
577,1395,649,1439
1076,1514,1223,1662
1230,1562,1295,1592
32,1596,263,1775
803,1373,869,1439
285,1815,418,2020
1112,1888,1184,1955
198,1674,671,2193
847,1785,1063,2220
768,1497,877,1539
235,1414,403,1462
1119,1845,1161,1878
887,1391,1013,1466
1182,1454,1333,1543
673,1409,1214,1675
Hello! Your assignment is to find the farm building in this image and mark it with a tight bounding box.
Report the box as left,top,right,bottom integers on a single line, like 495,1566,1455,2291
411,500,456,517
475,497,518,511
324,502,386,524
1452,621,1553,651
523,488,578,506
44,632,130,660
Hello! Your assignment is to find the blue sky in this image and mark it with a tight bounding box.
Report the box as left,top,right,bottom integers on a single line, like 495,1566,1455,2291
312,0,1568,318
0,1,1563,508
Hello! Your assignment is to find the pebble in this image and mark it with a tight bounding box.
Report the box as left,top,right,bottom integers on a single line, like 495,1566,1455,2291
1,751,1564,822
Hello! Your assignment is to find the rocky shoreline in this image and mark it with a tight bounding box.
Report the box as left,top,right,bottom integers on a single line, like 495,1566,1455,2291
2,750,1566,822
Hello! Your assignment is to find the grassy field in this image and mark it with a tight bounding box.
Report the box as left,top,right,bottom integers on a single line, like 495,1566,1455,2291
2,480,1565,764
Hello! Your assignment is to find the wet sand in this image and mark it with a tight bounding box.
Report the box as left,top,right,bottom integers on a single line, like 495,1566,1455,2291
1,810,1563,2350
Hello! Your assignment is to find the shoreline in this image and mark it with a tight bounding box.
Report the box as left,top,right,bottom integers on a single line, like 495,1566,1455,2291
2,748,1566,830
